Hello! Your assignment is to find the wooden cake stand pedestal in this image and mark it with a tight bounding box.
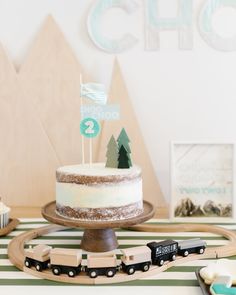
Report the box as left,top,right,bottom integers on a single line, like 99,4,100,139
41,200,155,252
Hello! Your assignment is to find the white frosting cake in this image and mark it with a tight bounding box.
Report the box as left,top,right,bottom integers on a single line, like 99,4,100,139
56,163,143,221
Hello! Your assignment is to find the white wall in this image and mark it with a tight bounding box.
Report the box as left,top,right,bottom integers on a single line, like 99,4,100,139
0,0,236,203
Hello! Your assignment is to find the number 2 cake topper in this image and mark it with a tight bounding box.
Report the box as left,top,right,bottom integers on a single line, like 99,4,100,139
79,75,131,169
79,75,120,165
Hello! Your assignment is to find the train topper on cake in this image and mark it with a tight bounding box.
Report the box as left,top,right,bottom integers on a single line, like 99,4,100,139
24,238,206,279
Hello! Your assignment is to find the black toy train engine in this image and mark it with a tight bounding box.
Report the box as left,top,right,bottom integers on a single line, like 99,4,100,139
147,240,178,266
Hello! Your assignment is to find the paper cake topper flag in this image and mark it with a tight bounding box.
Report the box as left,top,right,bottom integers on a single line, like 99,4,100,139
117,128,132,167
105,135,118,168
80,83,107,105
80,74,107,165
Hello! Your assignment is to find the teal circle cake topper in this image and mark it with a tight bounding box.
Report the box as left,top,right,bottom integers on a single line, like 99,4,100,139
80,117,100,138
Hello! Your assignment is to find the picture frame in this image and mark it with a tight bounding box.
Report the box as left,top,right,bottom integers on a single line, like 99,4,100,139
170,142,236,222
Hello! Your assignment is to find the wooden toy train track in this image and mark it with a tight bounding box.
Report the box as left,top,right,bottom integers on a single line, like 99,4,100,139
8,222,236,285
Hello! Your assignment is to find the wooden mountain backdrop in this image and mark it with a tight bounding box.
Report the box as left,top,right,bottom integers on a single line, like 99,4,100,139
0,15,166,208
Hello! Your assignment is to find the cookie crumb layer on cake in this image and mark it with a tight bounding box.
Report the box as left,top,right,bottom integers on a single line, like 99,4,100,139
55,163,143,221
56,201,143,221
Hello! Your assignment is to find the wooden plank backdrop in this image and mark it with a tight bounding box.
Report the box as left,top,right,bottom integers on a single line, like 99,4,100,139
0,15,166,208
0,42,58,207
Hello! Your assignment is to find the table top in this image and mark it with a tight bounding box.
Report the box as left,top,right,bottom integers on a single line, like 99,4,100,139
1,218,235,295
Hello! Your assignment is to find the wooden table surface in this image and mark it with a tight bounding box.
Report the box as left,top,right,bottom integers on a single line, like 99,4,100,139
10,206,169,219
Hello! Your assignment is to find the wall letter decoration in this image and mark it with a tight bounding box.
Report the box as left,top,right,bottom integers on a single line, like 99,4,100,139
145,0,193,50
199,0,236,51
87,0,139,53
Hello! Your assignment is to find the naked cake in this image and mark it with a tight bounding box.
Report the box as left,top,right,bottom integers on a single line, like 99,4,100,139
56,163,143,221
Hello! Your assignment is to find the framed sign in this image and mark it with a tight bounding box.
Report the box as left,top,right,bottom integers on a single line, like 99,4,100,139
171,142,235,222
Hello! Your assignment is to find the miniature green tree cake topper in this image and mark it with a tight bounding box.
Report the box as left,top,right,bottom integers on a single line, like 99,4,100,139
117,128,132,168
118,145,131,169
105,128,132,169
105,135,118,168
117,128,131,153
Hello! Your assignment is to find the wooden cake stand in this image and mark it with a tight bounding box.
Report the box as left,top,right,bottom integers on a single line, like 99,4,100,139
41,200,155,252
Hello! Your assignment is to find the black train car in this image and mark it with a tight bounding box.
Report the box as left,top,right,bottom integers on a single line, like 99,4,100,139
146,240,178,266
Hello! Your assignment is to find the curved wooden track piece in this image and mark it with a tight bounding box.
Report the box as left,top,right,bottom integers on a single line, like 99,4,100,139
123,223,236,258
8,223,236,285
0,218,19,237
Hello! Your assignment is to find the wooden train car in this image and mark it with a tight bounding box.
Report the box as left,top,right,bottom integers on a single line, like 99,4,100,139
24,238,207,278
121,246,152,275
50,248,82,277
24,245,52,271
147,240,178,266
178,238,206,257
85,253,118,278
